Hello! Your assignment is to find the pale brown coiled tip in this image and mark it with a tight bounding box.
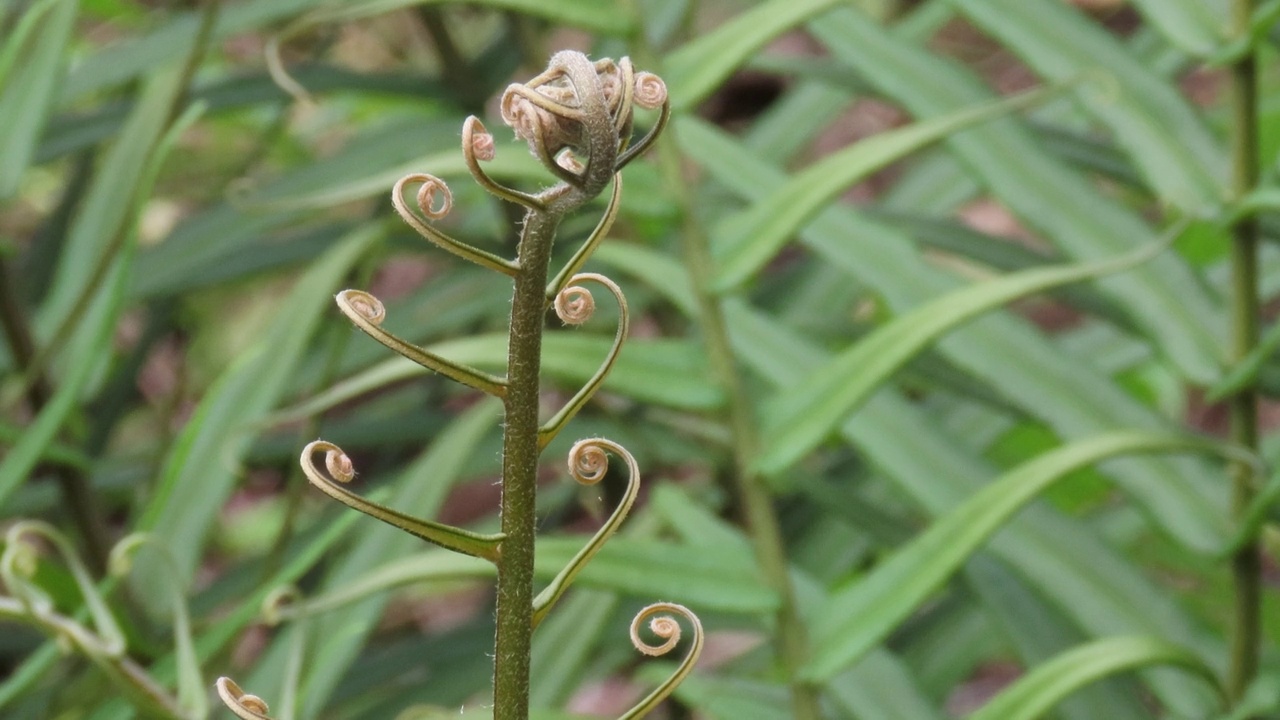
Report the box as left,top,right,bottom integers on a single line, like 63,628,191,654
216,676,272,719
301,440,356,484
470,131,496,162
568,439,609,485
337,290,386,327
633,72,667,110
554,285,595,325
630,602,697,657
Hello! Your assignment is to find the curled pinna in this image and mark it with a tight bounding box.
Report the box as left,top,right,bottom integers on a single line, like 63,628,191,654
216,677,274,720
619,603,705,720
299,440,505,561
532,438,640,627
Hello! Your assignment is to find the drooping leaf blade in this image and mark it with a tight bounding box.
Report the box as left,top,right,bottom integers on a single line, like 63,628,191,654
755,244,1165,477
949,0,1223,211
0,0,77,199
967,636,1225,720
802,431,1242,682
809,7,1223,383
712,87,1048,290
663,0,846,112
132,226,381,604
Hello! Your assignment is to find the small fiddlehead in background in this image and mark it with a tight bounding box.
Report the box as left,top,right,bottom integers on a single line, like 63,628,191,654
217,676,275,720
0,524,190,718
2,521,125,656
109,535,207,719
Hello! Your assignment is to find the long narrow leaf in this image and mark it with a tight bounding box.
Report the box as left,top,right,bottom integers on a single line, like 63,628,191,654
0,259,124,505
967,636,1225,720
0,0,77,199
663,0,846,112
725,304,1223,715
300,0,629,34
802,431,1244,681
132,226,381,605
678,93,1229,556
756,243,1164,476
809,7,1223,383
1130,0,1225,56
950,0,1223,211
38,66,185,335
713,88,1048,290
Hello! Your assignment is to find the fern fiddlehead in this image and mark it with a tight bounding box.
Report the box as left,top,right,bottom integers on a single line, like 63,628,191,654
219,52,697,720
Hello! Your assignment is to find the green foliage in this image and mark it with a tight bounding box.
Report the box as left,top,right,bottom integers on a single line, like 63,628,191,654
1,0,1277,719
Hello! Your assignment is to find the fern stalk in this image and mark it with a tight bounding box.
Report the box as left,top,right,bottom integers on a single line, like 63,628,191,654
495,207,563,719
627,36,823,720
1227,0,1262,703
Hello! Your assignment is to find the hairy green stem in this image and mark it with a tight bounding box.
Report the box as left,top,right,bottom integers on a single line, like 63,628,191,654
494,205,563,720
1227,0,1261,704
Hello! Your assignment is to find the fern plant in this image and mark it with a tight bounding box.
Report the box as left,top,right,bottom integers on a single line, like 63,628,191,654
6,2,1280,719
214,52,700,720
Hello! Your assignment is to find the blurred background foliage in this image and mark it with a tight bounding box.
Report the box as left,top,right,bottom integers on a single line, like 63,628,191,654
1,0,1279,718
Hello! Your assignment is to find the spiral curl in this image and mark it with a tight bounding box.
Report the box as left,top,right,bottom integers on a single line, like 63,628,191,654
335,288,509,397
539,273,629,448
400,173,452,220
500,84,584,158
470,129,496,162
390,157,523,270
630,602,696,657
633,72,668,110
216,677,274,720
554,285,595,326
556,149,586,174
461,115,543,211
499,91,544,143
617,603,704,720
300,440,505,561
498,51,636,192
262,586,303,627
324,446,355,483
568,438,609,484
531,438,640,627
597,59,624,113
2,536,52,617
337,289,385,327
